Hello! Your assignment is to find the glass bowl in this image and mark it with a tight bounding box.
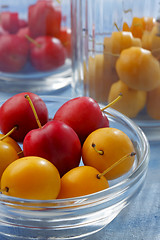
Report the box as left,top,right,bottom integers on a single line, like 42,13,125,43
0,96,150,240
0,0,72,93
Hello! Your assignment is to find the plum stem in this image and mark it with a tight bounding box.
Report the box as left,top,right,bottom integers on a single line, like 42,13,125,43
97,152,136,179
24,94,42,128
0,187,9,193
114,22,120,31
101,93,123,112
92,143,104,155
25,35,41,48
0,126,18,140
17,150,24,156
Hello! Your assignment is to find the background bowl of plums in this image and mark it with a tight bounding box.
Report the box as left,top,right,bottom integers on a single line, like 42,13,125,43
72,0,160,141
0,0,72,93
0,92,149,239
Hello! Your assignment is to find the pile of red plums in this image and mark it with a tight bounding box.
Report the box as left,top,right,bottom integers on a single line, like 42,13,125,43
0,92,135,200
0,0,71,73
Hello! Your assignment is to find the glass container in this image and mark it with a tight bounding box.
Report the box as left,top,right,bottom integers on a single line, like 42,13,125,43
0,0,72,93
72,0,160,141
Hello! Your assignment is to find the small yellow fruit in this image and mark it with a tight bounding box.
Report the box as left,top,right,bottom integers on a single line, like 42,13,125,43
149,24,160,59
0,134,23,157
57,165,109,199
103,31,141,55
0,141,19,180
84,54,116,103
116,46,160,91
108,80,146,118
141,30,152,50
147,85,160,120
82,127,135,180
1,156,61,200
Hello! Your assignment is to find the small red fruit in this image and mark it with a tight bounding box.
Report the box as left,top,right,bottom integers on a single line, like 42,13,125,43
0,92,48,142
0,26,8,36
23,120,82,177
28,0,62,38
17,27,30,39
18,19,28,28
56,27,72,58
0,34,29,73
30,36,66,71
53,96,109,143
0,12,19,34
100,112,109,127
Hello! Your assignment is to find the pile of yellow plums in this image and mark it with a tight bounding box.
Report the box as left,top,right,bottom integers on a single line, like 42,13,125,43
84,17,160,120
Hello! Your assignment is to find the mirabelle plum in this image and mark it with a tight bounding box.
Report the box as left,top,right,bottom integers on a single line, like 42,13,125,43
103,31,141,80
142,30,152,50
84,54,117,103
82,127,135,180
143,17,155,32
103,31,141,55
130,17,145,39
130,17,155,39
123,17,155,36
123,22,130,32
57,165,109,199
1,156,61,200
142,23,160,55
116,46,160,91
146,85,160,120
149,24,160,59
0,133,23,157
0,141,19,180
103,36,120,79
108,80,146,118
